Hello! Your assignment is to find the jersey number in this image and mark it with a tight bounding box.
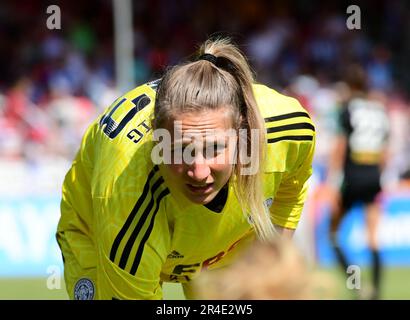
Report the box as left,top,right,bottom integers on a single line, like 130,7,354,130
349,102,388,153
99,94,151,139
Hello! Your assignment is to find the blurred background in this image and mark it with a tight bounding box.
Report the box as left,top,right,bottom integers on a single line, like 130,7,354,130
0,0,409,299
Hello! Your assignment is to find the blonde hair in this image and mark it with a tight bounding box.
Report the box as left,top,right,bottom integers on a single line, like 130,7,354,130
193,239,336,300
154,38,276,242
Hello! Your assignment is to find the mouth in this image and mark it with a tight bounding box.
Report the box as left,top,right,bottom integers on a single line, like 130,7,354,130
186,183,214,194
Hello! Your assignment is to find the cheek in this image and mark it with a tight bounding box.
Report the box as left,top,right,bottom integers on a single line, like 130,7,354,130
210,162,233,182
213,147,235,176
164,163,184,178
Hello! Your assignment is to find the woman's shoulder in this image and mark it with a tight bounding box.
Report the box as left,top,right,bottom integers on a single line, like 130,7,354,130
252,83,310,119
88,81,160,191
93,80,158,151
254,83,315,174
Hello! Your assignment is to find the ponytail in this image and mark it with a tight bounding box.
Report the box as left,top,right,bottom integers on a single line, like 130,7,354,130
200,38,277,242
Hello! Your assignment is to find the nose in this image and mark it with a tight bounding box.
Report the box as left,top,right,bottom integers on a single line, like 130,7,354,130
186,160,211,182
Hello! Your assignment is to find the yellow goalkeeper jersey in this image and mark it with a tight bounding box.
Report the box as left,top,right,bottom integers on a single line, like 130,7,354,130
57,81,315,300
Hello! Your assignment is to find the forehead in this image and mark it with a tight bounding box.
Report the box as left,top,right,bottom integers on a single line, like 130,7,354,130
165,108,234,135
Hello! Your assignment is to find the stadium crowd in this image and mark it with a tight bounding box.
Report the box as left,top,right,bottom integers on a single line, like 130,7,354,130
0,0,409,195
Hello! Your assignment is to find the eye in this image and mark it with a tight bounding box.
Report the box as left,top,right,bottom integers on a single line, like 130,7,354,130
171,144,191,154
204,143,226,158
182,145,196,157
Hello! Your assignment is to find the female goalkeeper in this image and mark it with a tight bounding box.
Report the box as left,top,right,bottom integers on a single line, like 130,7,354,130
57,38,315,300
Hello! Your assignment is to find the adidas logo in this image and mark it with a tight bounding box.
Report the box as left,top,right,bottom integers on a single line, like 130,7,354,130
167,250,184,259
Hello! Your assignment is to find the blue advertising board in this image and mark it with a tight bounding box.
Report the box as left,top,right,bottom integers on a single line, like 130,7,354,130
315,193,410,266
0,196,64,276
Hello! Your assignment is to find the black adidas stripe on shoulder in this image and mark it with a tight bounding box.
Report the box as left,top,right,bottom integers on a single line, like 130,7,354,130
266,122,315,134
109,166,159,263
264,111,311,123
118,175,165,269
109,165,170,275
267,135,314,144
130,187,170,275
265,112,314,144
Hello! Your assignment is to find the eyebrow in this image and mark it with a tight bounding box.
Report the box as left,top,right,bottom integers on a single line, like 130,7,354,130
171,138,228,146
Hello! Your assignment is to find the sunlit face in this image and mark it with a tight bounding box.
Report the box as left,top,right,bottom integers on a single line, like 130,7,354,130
158,107,237,205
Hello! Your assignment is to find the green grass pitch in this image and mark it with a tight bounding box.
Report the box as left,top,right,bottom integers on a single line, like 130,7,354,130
0,267,409,300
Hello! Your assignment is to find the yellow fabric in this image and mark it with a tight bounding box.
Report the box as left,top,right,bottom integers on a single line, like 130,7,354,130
57,82,315,299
